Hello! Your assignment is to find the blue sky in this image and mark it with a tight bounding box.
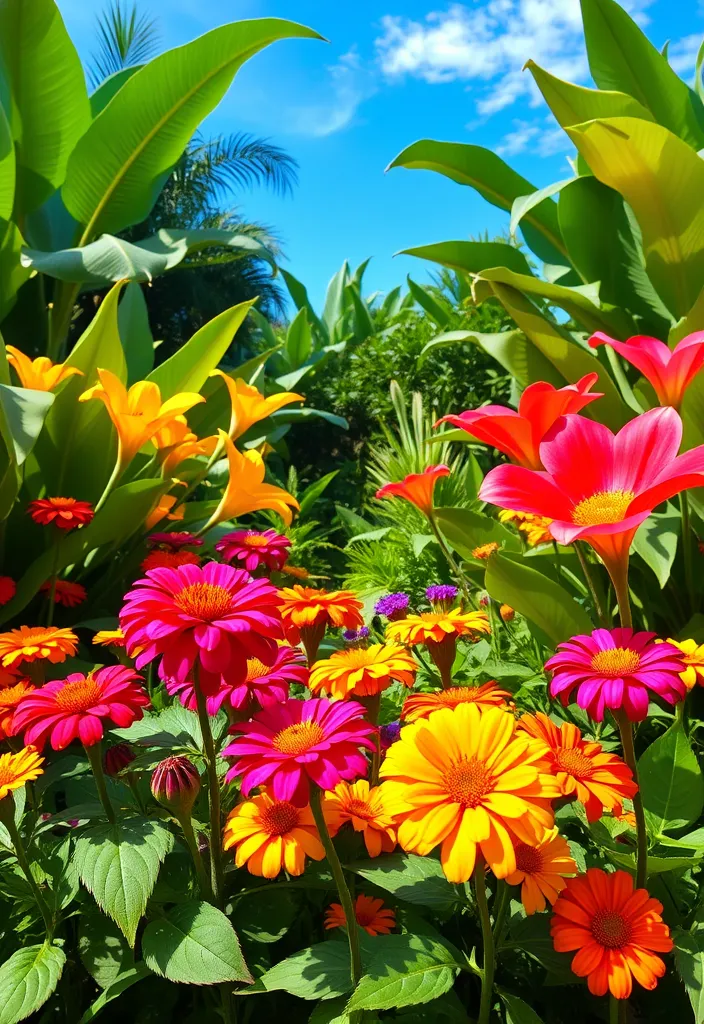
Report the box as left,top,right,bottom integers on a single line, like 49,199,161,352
57,0,704,312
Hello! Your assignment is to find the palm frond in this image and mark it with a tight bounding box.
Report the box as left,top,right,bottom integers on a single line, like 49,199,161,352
185,134,298,199
89,1,159,88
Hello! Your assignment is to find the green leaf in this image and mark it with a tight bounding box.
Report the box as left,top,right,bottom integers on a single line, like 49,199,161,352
500,991,545,1024
62,19,321,241
347,853,462,911
118,282,154,384
0,385,53,464
0,0,90,217
233,889,298,944
298,470,339,519
143,901,251,985
510,179,574,241
504,914,574,983
347,934,461,1012
347,282,375,342
322,262,350,340
632,505,680,587
281,268,327,341
257,941,353,1001
112,704,228,751
89,67,142,118
638,720,704,837
309,997,352,1024
420,329,564,389
79,904,135,989
434,507,520,562
402,241,532,280
286,307,312,368
673,929,704,1023
73,815,174,945
76,965,150,1024
0,943,66,1024
485,551,593,645
525,59,655,130
0,101,14,237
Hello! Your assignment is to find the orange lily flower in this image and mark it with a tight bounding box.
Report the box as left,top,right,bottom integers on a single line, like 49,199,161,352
6,346,83,392
152,416,218,476
211,371,303,441
79,369,204,473
145,489,186,531
376,465,450,517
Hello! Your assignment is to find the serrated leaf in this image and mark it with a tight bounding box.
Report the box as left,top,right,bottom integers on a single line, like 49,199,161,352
257,941,353,1000
674,929,704,1023
500,991,545,1024
0,943,66,1024
347,854,462,910
143,901,251,985
347,934,461,1012
74,816,174,945
78,904,135,989
638,721,704,837
112,705,228,751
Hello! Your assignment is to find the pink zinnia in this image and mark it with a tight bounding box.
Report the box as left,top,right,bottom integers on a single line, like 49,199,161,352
223,697,375,805
119,562,283,695
546,628,687,722
166,644,308,715
13,665,149,750
215,528,291,571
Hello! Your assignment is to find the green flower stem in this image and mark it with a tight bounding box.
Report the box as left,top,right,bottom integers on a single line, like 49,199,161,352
1,796,54,937
609,994,627,1024
575,542,609,627
193,666,224,906
309,785,363,1005
361,694,382,786
84,743,116,824
492,879,510,949
176,811,213,903
473,855,495,1024
93,457,124,515
44,536,64,629
615,713,647,889
680,492,696,614
427,512,471,602
605,555,632,630
47,282,80,361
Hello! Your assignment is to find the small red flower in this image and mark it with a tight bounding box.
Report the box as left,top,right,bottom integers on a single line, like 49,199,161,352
215,529,291,571
40,579,87,608
28,497,94,530
0,577,15,606
140,550,201,572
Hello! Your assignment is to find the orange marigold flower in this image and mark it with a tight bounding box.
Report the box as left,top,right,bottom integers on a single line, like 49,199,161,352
402,682,510,722
310,643,417,700
0,745,44,799
6,346,82,392
386,609,490,688
28,497,94,530
381,704,560,882
498,509,554,547
325,779,396,857
0,577,15,606
0,626,78,669
518,712,637,822
658,637,704,690
0,681,35,739
506,827,577,915
376,465,450,518
140,550,201,573
40,579,87,608
325,894,396,937
472,541,499,560
278,585,364,662
222,788,338,878
551,868,673,999
92,629,126,648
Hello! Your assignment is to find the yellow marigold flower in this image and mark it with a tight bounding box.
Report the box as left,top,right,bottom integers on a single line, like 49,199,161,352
498,509,554,547
402,682,510,722
145,491,186,531
278,585,363,662
325,780,396,857
386,609,490,688
506,827,577,915
0,746,44,799
6,346,83,392
212,371,303,441
380,703,560,883
310,643,417,700
152,415,218,476
472,541,499,560
0,626,78,669
325,894,396,937
660,638,704,690
79,368,204,473
92,629,126,648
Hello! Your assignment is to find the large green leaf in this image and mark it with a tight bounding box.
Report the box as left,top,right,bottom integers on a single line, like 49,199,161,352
285,307,312,368
401,241,533,279
434,507,521,562
281,268,327,341
673,930,704,1024
78,905,135,990
0,943,66,1024
347,853,462,911
118,283,154,384
566,117,704,319
89,67,142,118
143,901,251,984
0,385,53,464
580,0,704,149
638,720,704,839
322,261,350,341
485,551,593,644
347,935,461,1012
420,328,564,389
405,278,452,329
62,19,321,241
0,0,90,218
632,506,680,588
74,816,174,946
0,101,14,236
0,224,29,323
526,60,655,130
388,139,567,264
76,965,150,1024
500,992,545,1024
257,941,353,1001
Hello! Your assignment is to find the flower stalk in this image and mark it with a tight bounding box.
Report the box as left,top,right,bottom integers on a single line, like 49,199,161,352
0,795,54,938
614,712,647,889
473,854,495,1024
85,742,116,824
192,665,224,906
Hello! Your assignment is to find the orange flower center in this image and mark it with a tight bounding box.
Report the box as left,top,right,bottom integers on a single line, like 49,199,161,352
345,798,375,821
435,686,483,708
339,649,374,668
443,757,494,807
514,844,543,875
0,683,31,708
259,800,300,836
472,542,499,560
55,676,101,713
243,534,270,547
245,658,270,681
47,498,76,509
273,721,325,756
174,583,234,621
0,762,21,787
591,909,632,949
590,647,641,675
571,490,635,527
554,747,596,779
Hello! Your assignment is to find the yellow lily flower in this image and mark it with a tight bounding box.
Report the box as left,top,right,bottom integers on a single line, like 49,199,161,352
79,369,204,473
6,346,83,392
200,430,299,533
152,416,219,476
145,489,186,531
211,370,303,441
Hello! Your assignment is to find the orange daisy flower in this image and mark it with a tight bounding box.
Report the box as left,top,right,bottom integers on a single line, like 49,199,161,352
278,586,364,662
0,746,44,799
380,704,560,882
0,626,78,669
506,827,577,915
386,609,490,688
551,868,673,998
402,682,510,722
310,643,417,700
659,637,704,690
0,681,35,739
40,579,87,608
140,550,201,573
472,542,499,560
28,497,94,530
498,509,554,547
325,779,396,857
222,788,339,878
325,894,396,937
376,465,450,518
518,712,636,822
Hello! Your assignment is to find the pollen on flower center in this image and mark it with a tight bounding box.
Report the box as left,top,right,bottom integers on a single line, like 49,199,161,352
245,658,270,681
554,747,596,779
514,843,543,874
571,489,635,527
591,909,632,949
174,582,234,621
346,798,375,820
55,677,101,712
436,687,482,707
273,721,326,756
590,647,641,675
259,800,300,836
243,534,270,547
338,649,373,668
443,756,494,807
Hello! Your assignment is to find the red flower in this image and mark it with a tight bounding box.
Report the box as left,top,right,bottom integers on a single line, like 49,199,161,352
147,532,203,550
376,465,450,517
40,580,87,607
215,529,291,571
436,374,602,469
590,331,704,410
13,665,150,750
0,577,15,606
140,550,201,572
28,497,94,530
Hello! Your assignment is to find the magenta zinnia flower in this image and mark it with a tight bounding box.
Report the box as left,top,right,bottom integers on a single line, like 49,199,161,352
166,644,308,715
147,531,203,550
119,562,283,695
223,697,376,805
215,529,291,571
546,628,686,722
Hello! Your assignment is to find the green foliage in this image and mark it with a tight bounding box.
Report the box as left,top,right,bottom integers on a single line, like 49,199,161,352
142,901,251,984
639,721,704,838
347,935,463,1011
0,943,66,1024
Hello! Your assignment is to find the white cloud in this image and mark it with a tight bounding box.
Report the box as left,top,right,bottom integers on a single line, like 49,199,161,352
287,49,376,137
668,33,702,80
496,117,572,157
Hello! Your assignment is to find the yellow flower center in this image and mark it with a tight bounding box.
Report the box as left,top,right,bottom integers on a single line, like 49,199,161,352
554,747,596,779
591,910,631,949
472,542,499,560
243,534,270,547
0,683,30,708
443,756,494,807
590,647,641,676
434,686,483,708
514,843,543,875
259,800,300,836
273,721,325,756
338,649,374,668
174,583,234,621
55,676,101,713
571,490,635,527
245,658,270,681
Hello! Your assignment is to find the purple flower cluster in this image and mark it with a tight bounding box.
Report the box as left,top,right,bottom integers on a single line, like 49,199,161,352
379,721,401,749
342,626,370,643
426,584,458,604
374,592,410,621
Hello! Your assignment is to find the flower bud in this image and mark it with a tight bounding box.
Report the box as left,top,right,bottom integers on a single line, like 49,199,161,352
500,604,515,623
151,755,200,816
104,743,136,778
